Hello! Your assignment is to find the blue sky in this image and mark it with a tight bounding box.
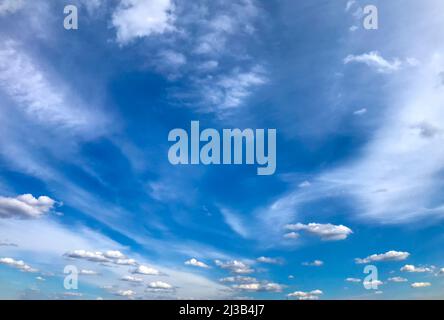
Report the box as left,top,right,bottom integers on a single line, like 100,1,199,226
0,0,444,300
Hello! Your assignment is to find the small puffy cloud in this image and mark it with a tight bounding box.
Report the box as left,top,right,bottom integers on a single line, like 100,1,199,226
288,289,323,300
345,278,361,283
283,232,299,239
116,289,136,297
65,250,109,263
112,0,176,45
363,280,383,287
132,265,161,276
0,257,37,273
104,250,126,259
233,282,283,293
355,251,410,264
344,51,402,73
147,281,173,290
0,194,56,219
302,260,323,267
115,258,138,266
215,260,254,274
121,275,143,283
36,276,45,281
184,258,210,268
285,223,352,241
219,276,258,283
256,256,283,265
79,269,99,276
400,264,433,273
411,282,431,288
388,276,408,282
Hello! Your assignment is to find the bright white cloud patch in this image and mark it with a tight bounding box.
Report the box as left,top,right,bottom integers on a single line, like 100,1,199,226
400,265,433,273
112,0,175,45
288,289,323,300
147,281,173,290
215,260,254,274
411,282,431,288
285,223,352,241
184,258,210,268
132,264,161,276
121,275,143,283
344,51,402,73
219,276,258,283
345,277,361,283
0,257,37,273
233,282,283,292
355,251,410,264
0,194,56,219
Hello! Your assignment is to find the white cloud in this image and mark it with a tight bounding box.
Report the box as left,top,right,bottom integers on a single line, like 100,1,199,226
345,277,361,283
353,108,367,116
302,260,323,267
298,181,311,188
200,66,267,111
147,281,173,290
285,223,352,241
344,51,402,73
79,269,99,276
0,194,55,219
65,250,110,263
233,282,283,292
256,256,282,265
215,260,254,274
132,264,161,276
104,250,126,259
219,276,258,283
283,232,299,239
411,282,431,288
363,280,383,287
345,0,356,12
112,0,175,45
355,251,410,264
288,289,323,300
0,40,108,137
116,289,136,297
121,275,143,283
0,0,24,15
388,276,408,282
184,258,210,269
0,257,37,273
400,264,433,273
220,208,249,238
115,258,138,266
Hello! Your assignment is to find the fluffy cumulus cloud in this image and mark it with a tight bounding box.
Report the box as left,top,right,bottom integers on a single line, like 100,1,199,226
287,289,323,300
285,223,352,241
345,277,361,283
0,257,37,273
147,281,173,290
112,0,176,45
355,251,410,264
132,264,161,276
411,282,431,288
116,289,136,297
65,250,111,263
184,258,210,268
233,281,284,293
79,269,100,276
215,260,254,274
400,265,433,273
0,194,56,219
